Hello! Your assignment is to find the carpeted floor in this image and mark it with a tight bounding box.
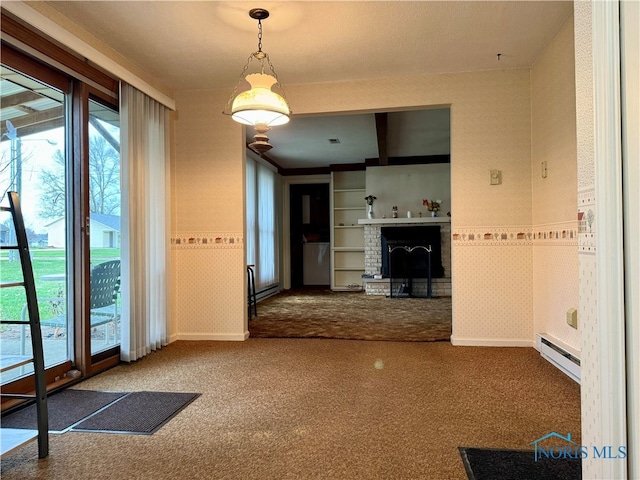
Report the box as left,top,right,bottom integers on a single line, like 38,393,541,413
0,340,582,480
249,288,452,341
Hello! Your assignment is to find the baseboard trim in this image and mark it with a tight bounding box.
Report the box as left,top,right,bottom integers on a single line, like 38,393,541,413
451,337,534,347
176,332,250,341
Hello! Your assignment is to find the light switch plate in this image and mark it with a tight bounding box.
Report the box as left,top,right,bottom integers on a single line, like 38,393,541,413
490,169,502,185
567,308,578,329
541,161,548,178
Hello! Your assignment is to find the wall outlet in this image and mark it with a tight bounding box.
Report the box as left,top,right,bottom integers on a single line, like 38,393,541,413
567,308,578,329
541,161,548,178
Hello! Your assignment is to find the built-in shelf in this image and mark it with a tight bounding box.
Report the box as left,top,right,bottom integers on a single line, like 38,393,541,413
358,217,451,225
331,171,366,290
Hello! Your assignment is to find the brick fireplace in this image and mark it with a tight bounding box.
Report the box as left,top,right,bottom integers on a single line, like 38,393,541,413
360,218,451,296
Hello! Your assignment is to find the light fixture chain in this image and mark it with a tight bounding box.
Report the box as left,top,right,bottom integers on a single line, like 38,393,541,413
223,54,255,114
257,19,263,53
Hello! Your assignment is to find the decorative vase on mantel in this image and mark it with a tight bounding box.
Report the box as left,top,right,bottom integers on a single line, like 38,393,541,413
431,210,437,217
368,204,373,219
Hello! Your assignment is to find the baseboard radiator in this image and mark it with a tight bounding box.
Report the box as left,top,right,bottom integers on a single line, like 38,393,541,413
535,333,581,384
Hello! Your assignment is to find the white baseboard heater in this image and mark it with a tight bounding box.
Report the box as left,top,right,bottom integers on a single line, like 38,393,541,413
536,333,581,384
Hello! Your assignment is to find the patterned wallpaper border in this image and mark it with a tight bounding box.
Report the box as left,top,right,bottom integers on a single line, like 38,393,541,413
452,226,533,246
532,220,579,246
171,232,243,249
453,221,579,246
578,187,596,234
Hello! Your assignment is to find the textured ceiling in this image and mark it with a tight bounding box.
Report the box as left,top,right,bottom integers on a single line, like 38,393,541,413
43,1,573,92
36,1,572,169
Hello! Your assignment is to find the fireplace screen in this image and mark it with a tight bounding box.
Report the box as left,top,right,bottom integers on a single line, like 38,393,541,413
381,226,444,279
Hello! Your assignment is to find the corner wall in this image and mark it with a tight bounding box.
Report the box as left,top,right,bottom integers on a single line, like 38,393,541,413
530,17,580,351
171,89,247,340
574,1,600,477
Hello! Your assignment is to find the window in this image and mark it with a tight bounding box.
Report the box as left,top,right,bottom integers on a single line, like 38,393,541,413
246,154,279,292
1,18,122,393
0,65,69,383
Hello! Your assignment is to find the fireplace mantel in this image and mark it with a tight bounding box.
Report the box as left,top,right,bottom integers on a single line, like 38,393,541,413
358,217,450,225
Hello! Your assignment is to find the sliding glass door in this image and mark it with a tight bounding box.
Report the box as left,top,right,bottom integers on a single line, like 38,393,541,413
0,62,71,384
1,41,122,394
88,99,121,355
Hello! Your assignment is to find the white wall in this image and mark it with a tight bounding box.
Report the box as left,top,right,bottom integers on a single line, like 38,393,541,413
574,2,601,476
365,164,451,219
530,17,580,351
46,219,65,248
171,89,247,341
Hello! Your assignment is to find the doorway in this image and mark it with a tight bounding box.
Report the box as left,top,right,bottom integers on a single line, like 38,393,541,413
289,183,330,288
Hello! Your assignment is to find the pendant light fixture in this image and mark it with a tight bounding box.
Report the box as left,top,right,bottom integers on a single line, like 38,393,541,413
224,8,290,154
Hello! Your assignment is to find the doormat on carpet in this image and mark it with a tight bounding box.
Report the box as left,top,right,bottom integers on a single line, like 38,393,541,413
1,389,127,433
459,447,582,480
71,391,200,434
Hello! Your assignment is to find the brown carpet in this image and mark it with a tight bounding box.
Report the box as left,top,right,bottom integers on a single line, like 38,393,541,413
1,339,581,480
249,289,452,341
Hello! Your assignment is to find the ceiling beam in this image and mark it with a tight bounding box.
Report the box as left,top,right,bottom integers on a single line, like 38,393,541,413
1,90,45,110
375,112,388,166
365,155,450,166
0,106,63,139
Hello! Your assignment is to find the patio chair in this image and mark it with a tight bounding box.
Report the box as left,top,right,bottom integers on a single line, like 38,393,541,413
19,260,121,353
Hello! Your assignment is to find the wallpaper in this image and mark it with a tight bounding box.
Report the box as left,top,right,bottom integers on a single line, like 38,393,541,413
530,16,580,352
172,89,247,339
574,2,601,478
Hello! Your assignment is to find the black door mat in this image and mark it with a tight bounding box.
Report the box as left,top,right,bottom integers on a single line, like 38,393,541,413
71,391,200,434
1,389,127,433
459,447,582,480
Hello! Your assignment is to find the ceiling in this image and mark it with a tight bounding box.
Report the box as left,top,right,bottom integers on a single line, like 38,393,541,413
5,1,573,170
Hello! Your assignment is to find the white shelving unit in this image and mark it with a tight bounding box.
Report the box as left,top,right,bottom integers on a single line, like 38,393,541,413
331,171,366,290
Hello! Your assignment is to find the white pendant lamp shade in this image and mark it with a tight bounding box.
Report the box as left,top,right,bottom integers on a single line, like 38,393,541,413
224,7,290,155
231,73,290,127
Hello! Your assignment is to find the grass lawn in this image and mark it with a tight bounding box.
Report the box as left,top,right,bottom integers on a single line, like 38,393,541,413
0,248,120,322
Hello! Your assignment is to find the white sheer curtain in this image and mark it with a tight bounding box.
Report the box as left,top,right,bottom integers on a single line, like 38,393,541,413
246,155,278,291
119,83,170,362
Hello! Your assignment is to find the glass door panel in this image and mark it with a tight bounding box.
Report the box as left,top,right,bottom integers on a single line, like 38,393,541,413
88,99,121,355
0,67,69,383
